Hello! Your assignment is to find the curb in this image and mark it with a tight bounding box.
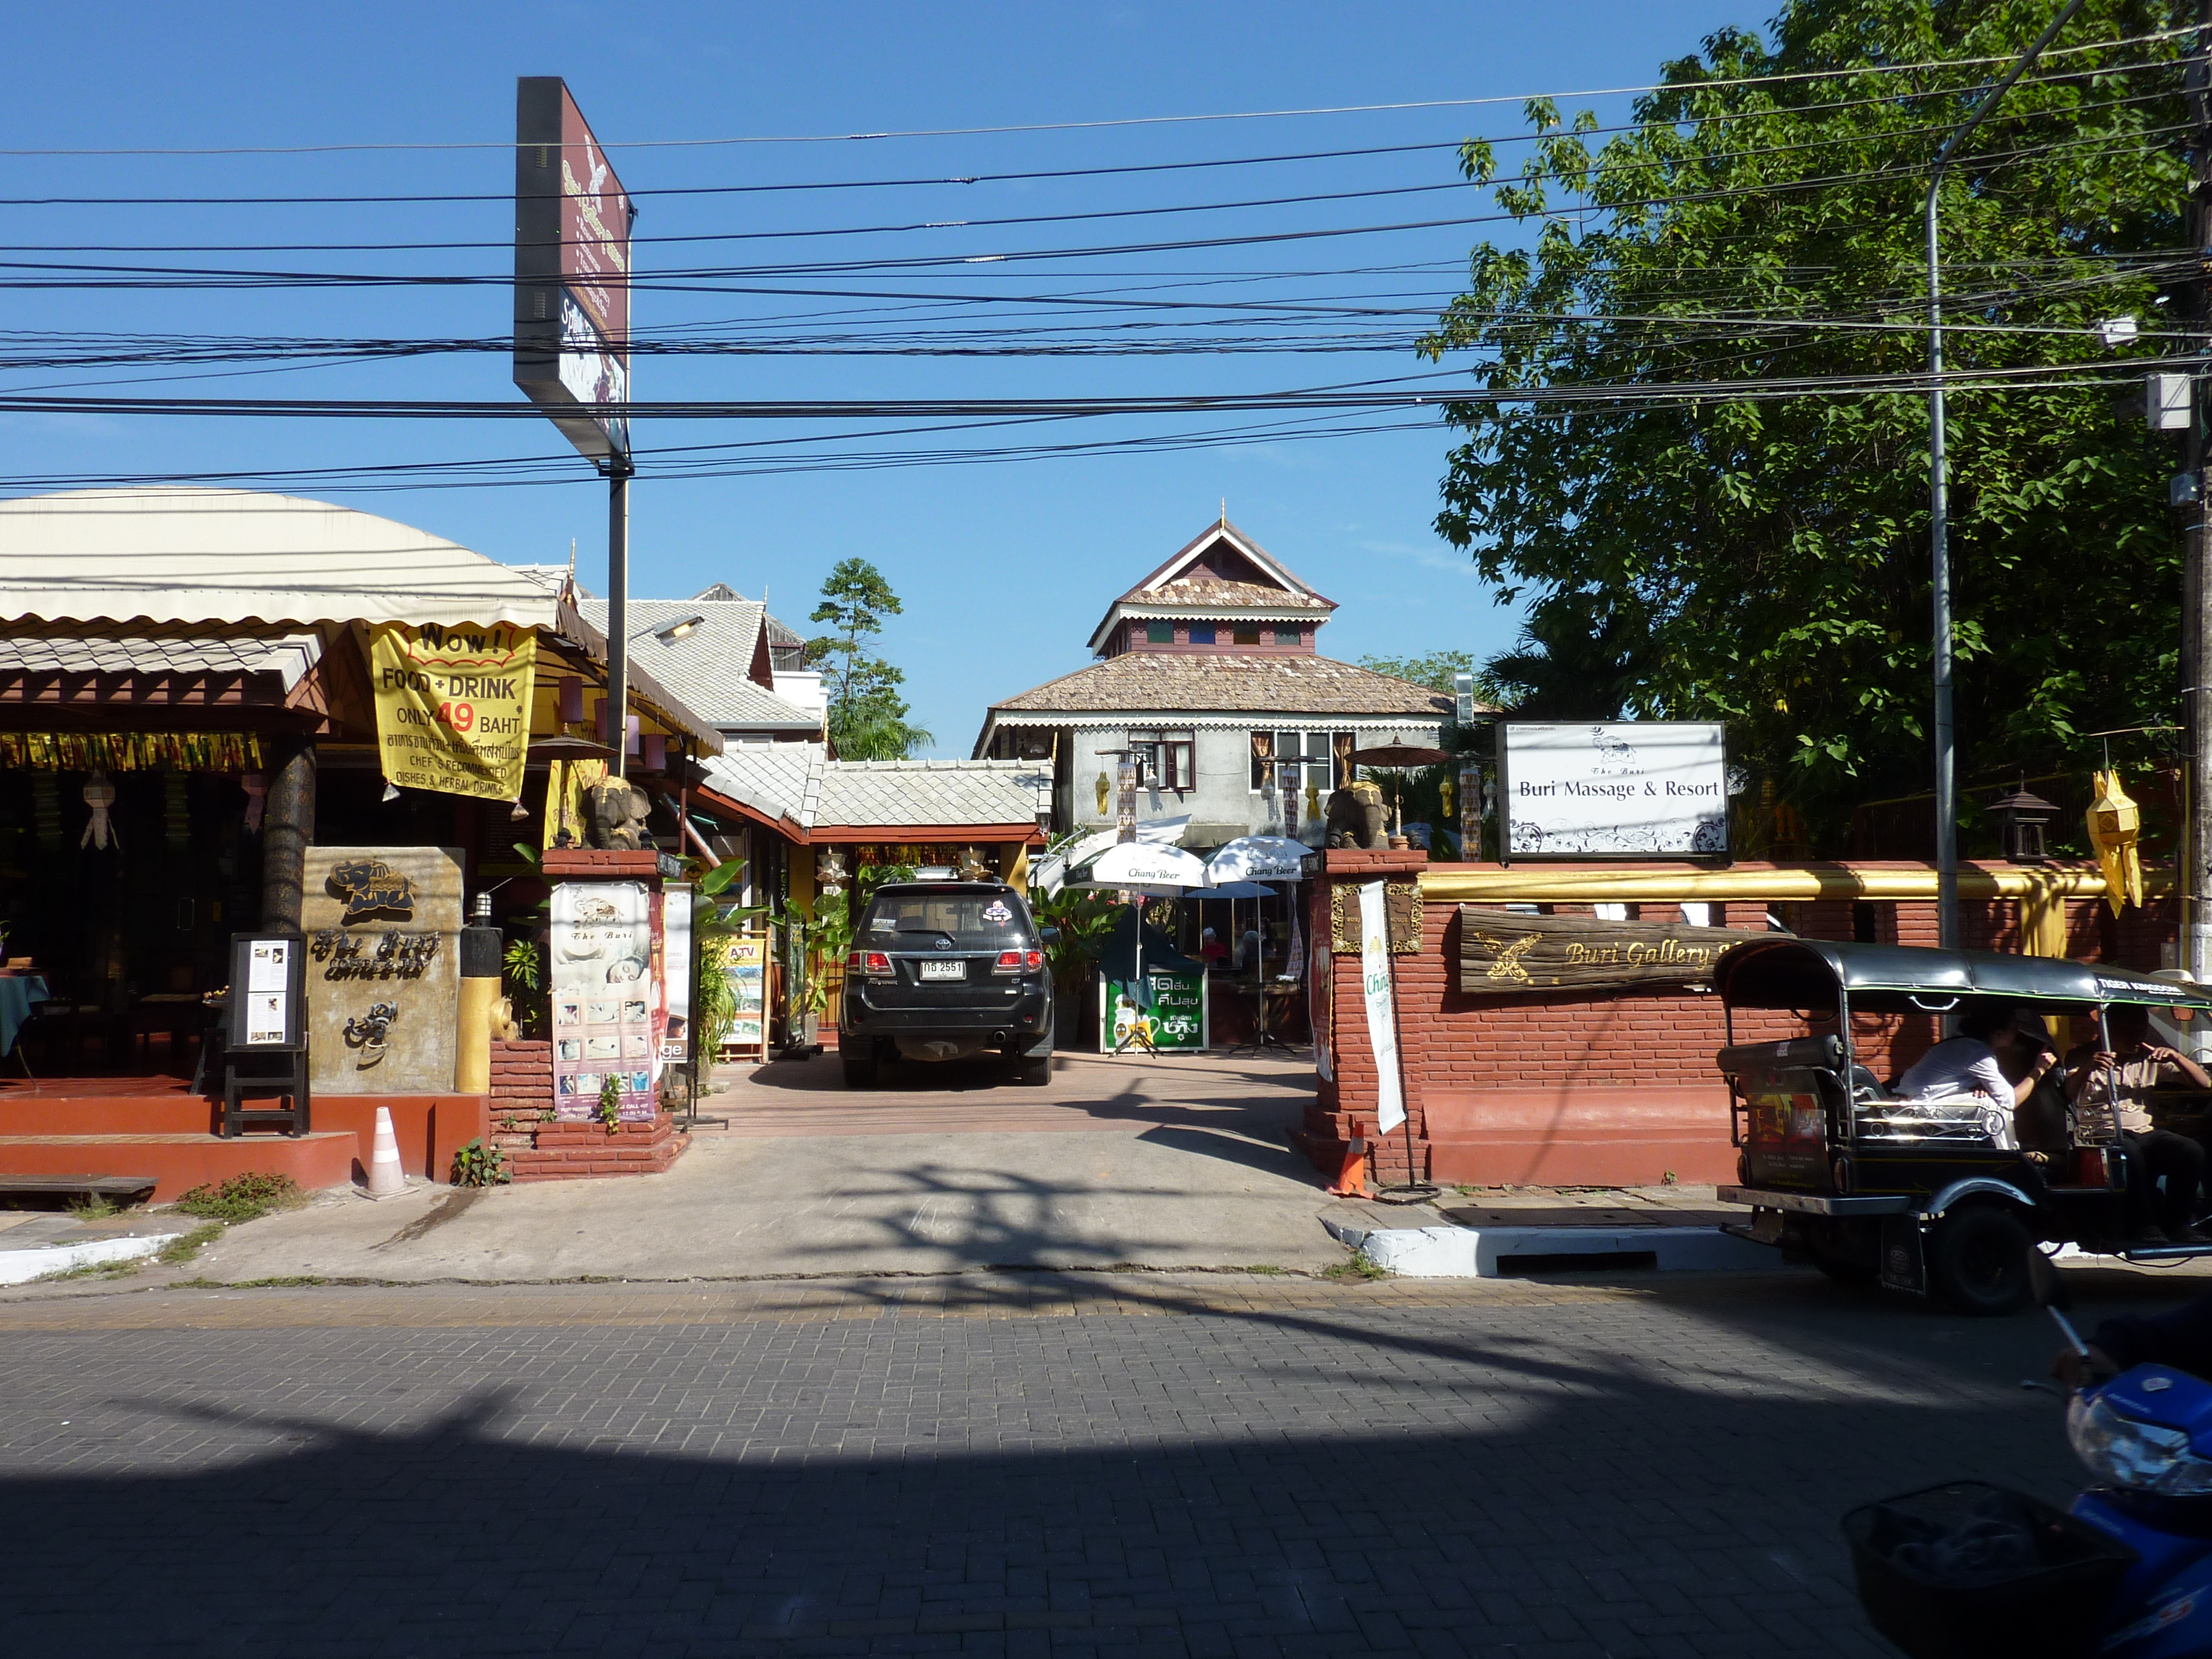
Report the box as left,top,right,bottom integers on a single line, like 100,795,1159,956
0,1235,174,1285
1321,1215,1780,1278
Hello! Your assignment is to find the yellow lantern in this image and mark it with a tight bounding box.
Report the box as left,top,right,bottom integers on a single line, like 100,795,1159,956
2086,769,2143,917
1439,773,1454,818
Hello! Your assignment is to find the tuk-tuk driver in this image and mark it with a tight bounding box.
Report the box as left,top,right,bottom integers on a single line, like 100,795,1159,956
2068,1006,2212,1245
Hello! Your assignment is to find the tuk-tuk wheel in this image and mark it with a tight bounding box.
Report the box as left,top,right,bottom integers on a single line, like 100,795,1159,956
1929,1205,2034,1317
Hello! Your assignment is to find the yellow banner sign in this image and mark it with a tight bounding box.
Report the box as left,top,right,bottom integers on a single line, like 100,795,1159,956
370,622,536,801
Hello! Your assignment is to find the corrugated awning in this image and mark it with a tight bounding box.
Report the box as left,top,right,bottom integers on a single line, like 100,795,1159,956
0,488,560,631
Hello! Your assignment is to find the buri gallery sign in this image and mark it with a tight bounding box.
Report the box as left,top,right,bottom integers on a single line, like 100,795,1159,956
1497,722,1728,857
1456,905,1744,997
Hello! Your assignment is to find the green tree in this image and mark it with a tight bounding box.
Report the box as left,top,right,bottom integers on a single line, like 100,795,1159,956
805,557,933,760
1419,0,2188,844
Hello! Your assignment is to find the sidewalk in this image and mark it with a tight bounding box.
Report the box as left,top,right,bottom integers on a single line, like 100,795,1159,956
161,1051,1353,1284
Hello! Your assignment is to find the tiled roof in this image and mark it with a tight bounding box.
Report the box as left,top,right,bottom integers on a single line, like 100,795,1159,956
0,629,323,689
575,596,820,734
1127,575,1330,612
702,743,823,831
817,759,1047,829
701,746,1047,834
987,653,1456,719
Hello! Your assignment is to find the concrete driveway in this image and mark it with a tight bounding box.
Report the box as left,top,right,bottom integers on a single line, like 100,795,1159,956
193,1051,1349,1284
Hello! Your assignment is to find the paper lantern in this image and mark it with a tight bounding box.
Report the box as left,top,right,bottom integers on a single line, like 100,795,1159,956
2086,770,2143,916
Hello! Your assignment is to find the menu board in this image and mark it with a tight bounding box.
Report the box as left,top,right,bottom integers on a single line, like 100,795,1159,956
549,881,662,1122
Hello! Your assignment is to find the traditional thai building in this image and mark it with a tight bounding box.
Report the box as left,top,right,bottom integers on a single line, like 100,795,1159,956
973,517,1453,849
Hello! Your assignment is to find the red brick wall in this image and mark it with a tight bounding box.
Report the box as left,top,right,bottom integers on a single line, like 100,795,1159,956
1307,856,2177,1187
491,1039,553,1119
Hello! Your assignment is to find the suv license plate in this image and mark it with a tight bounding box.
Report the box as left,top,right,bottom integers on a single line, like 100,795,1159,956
920,960,965,982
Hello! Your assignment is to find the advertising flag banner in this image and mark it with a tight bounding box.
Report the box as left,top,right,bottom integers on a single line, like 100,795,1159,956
1358,880,1405,1134
370,621,535,802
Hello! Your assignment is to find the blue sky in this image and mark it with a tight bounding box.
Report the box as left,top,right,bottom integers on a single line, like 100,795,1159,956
5,1,1757,754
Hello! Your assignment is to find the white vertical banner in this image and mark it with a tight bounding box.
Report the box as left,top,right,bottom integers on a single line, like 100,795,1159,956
1358,879,1405,1134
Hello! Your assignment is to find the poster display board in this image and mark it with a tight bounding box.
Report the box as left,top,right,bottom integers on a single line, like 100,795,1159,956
1098,968,1208,1051
722,931,770,1061
1497,722,1728,857
369,622,536,801
662,883,692,1067
227,934,304,1050
549,880,663,1122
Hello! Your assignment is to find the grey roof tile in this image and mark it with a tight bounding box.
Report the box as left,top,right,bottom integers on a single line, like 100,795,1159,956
0,629,323,689
986,652,1461,719
576,597,820,734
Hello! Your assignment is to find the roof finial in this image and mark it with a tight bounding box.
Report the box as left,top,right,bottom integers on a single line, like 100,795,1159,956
1220,497,1227,529
566,537,577,576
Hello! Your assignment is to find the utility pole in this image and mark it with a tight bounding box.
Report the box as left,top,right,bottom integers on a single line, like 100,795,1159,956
2188,0,2212,983
1925,0,2085,948
606,457,632,779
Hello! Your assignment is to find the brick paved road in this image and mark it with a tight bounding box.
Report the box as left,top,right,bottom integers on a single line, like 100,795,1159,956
0,1267,2162,1658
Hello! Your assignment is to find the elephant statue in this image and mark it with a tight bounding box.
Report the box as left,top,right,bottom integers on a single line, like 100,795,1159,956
1324,780,1388,850
584,778,654,850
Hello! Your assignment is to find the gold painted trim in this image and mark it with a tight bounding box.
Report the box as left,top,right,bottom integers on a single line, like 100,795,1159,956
1416,863,2165,905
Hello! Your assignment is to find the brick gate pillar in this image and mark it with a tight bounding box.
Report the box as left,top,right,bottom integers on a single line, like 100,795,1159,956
1306,846,1432,1183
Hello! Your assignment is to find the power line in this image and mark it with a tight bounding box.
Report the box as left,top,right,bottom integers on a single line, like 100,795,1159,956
0,25,2188,154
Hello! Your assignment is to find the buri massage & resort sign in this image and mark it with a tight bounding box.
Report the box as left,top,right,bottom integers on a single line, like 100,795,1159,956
1457,907,1746,996
1497,722,1728,857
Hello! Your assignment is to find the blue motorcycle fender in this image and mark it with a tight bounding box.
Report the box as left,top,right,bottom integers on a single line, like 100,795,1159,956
2074,1492,2212,1657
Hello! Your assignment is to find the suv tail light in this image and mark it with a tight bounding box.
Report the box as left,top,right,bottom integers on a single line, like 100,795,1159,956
991,949,1047,976
847,950,893,979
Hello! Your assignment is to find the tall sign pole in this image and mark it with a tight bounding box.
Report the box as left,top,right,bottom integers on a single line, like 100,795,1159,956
514,77,635,775
1923,0,2083,948
2188,0,2212,984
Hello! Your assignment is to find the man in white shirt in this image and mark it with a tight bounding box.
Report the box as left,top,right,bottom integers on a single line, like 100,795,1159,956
1897,1005,2059,1108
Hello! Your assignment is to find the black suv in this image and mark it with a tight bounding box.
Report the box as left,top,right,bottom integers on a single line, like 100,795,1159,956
839,879,1056,1088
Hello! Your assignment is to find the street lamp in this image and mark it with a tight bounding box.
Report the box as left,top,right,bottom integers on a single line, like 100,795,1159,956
637,614,705,644
1926,0,2085,947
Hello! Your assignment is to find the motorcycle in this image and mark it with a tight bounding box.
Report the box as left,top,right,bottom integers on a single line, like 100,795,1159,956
1846,1254,2212,1657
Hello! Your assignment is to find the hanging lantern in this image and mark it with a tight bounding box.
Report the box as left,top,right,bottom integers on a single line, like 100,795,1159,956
2086,770,2143,916
1990,786,2058,864
816,846,848,895
80,768,119,851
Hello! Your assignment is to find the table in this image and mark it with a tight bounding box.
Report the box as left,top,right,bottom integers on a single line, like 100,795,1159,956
0,974,50,1058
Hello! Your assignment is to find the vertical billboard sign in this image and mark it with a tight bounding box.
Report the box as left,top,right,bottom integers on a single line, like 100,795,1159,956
514,76,632,467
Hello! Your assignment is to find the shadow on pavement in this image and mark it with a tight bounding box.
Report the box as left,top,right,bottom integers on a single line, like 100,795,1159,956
0,1273,2088,1657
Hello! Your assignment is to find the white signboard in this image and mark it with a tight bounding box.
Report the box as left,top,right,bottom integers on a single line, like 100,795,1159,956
1499,722,1728,857
1358,881,1405,1134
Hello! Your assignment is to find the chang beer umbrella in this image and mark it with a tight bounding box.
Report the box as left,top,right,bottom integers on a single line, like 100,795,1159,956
2088,770,2145,916
1072,842,1212,1050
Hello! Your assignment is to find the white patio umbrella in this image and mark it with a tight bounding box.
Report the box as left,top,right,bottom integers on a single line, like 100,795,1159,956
1207,836,1310,883
1033,815,1190,896
1071,842,1212,1050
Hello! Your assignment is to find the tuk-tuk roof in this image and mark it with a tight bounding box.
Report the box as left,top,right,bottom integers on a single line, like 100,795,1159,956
1713,937,2212,1015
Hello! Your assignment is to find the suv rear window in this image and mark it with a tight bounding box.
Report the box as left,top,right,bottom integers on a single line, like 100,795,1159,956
862,890,1031,950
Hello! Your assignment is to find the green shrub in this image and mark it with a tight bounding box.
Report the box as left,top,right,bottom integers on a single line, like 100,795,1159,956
450,1138,511,1188
173,1172,304,1223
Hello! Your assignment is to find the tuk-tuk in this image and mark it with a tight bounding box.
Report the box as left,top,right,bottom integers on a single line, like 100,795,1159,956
1714,937,2212,1315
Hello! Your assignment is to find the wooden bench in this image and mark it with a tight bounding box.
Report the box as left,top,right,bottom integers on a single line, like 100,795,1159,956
0,1175,159,1204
